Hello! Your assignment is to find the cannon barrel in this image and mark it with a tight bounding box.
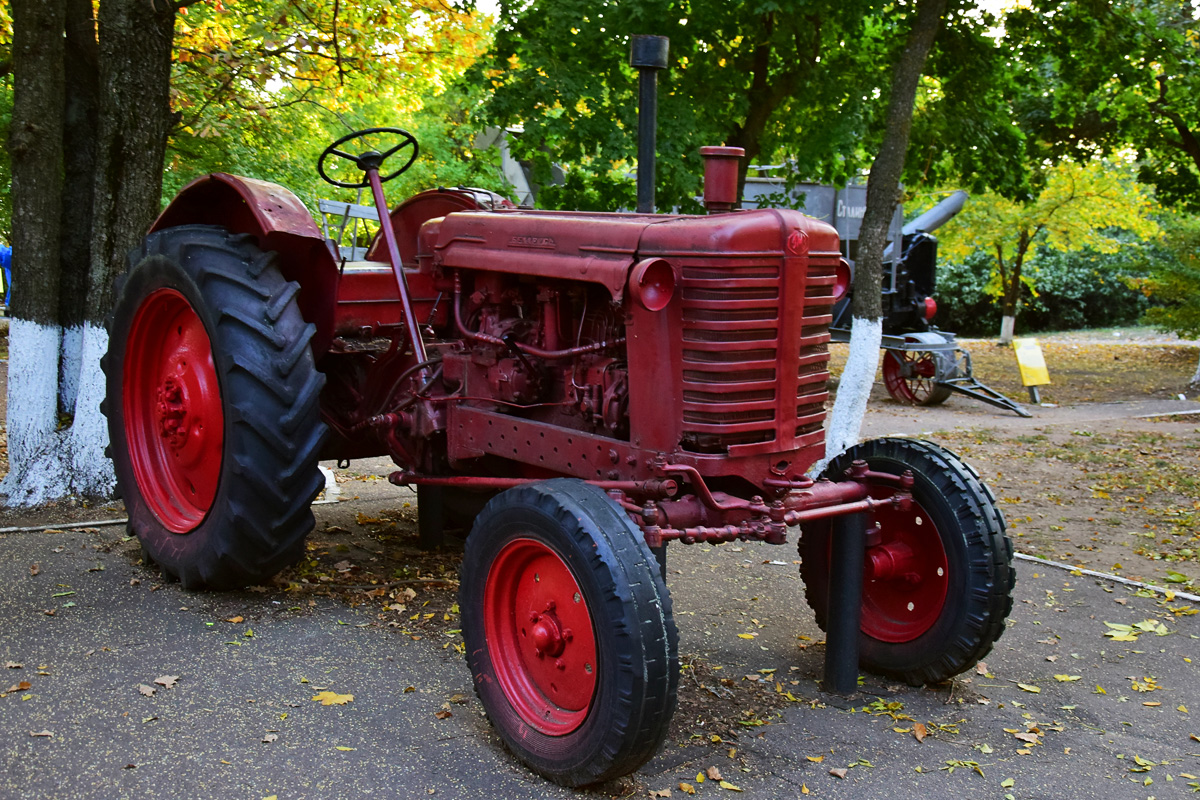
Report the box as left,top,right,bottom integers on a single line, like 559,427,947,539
881,189,967,260
901,190,967,236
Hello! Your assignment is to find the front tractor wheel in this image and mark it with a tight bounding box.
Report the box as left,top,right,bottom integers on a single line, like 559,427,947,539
102,225,327,589
460,479,678,786
799,438,1015,685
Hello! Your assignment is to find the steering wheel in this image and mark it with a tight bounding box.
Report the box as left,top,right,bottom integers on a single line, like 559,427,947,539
317,127,420,189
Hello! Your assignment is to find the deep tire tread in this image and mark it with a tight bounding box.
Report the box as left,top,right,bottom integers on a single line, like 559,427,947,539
799,437,1015,685
460,479,678,787
102,224,327,590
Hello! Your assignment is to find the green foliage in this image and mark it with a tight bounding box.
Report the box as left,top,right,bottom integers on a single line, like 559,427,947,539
938,160,1160,335
935,235,1155,336
1138,215,1200,339
1005,0,1200,210
163,0,505,214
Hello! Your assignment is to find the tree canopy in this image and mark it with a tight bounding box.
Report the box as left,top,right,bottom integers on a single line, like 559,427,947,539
939,160,1160,341
1006,0,1200,210
473,0,1021,210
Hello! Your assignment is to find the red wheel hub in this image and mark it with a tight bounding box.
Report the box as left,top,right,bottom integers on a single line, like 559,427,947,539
484,538,598,735
859,491,949,642
123,289,223,533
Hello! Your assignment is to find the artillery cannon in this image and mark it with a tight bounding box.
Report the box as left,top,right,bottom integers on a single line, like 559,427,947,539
828,191,1030,416
101,38,1014,785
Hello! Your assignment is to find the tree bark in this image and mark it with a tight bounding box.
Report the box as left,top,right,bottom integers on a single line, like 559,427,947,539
89,0,176,315
8,0,66,327
823,0,948,465
5,0,69,504
4,0,178,504
59,0,101,415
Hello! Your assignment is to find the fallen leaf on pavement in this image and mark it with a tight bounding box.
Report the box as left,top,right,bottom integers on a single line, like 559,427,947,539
6,682,32,693
311,691,353,706
5,662,22,669
718,781,742,791
1017,683,1041,693
649,790,671,798
678,784,696,796
225,616,244,624
806,755,824,763
138,685,156,697
30,564,40,577
154,676,179,689
1054,675,1081,682
434,710,452,720
913,722,928,743
975,662,988,675
262,733,278,743
706,767,722,781
830,768,848,779
30,730,52,738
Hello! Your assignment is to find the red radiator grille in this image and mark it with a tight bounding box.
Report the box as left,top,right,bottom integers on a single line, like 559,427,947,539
677,255,834,454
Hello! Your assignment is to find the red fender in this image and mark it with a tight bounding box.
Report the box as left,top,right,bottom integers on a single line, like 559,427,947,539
151,173,339,356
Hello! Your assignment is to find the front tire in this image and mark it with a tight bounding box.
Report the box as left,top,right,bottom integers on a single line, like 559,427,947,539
799,438,1014,684
460,479,678,786
102,225,326,589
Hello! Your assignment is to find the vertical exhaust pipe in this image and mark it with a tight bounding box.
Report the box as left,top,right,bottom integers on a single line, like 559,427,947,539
630,35,669,214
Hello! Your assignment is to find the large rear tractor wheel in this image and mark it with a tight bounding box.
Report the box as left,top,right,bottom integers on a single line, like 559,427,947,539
460,479,678,786
102,225,326,589
882,349,954,406
799,438,1014,685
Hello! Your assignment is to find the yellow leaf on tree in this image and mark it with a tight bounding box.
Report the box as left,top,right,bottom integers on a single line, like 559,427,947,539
312,691,354,705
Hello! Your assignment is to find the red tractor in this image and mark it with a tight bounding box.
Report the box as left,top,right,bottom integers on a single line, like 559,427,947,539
102,121,1014,785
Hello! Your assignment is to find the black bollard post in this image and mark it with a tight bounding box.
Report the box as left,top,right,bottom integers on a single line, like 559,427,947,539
823,510,867,693
629,35,669,214
417,484,446,550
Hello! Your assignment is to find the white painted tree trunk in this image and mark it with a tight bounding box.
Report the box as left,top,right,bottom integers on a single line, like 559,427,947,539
1,319,115,505
816,315,884,475
999,314,1016,345
1191,351,1200,389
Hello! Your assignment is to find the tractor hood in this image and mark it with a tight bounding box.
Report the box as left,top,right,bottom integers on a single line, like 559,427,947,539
425,208,840,302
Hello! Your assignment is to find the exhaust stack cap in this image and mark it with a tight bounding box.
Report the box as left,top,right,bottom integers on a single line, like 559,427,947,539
700,146,745,213
630,35,670,70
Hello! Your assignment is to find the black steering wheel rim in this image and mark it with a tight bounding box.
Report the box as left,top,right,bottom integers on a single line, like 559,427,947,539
317,127,420,189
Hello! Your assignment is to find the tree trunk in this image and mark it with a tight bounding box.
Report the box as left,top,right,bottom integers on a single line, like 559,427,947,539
822,0,948,467
997,232,1029,345
59,0,100,416
3,0,69,503
3,0,177,504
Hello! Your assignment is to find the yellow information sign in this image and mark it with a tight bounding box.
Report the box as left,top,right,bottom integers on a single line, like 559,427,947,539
1012,338,1051,387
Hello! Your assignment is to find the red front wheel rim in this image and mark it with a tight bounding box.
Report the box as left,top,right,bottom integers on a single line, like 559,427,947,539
860,491,949,642
123,288,223,533
484,538,598,735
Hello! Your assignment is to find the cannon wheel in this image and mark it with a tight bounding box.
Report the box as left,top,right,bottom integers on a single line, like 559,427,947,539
460,479,678,786
102,225,326,589
882,348,954,406
799,438,1015,685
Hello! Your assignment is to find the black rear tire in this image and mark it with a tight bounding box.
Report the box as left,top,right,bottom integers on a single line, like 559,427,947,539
460,479,678,786
799,438,1014,684
102,225,326,589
